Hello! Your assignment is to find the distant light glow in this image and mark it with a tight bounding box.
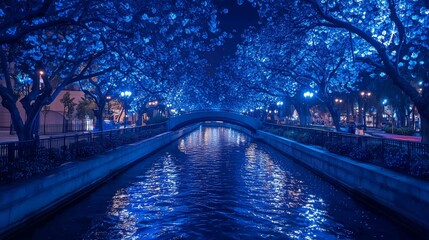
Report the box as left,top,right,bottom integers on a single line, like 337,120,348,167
303,91,314,98
120,91,132,97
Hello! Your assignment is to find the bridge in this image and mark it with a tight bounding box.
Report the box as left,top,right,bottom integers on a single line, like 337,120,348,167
166,110,262,132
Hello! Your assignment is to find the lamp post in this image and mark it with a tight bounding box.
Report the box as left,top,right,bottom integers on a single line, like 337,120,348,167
38,71,44,90
382,99,394,134
303,91,314,126
276,101,283,122
120,91,132,128
360,91,371,130
335,98,343,124
106,96,111,120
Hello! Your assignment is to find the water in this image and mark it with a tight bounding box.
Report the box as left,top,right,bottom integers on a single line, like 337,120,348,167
17,127,419,239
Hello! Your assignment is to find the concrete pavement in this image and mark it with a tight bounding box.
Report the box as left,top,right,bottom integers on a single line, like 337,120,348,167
0,130,89,144
365,128,422,142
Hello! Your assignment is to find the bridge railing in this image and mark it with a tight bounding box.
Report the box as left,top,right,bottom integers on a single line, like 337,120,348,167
167,109,261,131
174,109,250,116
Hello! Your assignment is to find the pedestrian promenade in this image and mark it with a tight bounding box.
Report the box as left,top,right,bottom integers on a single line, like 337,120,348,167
365,128,422,142
0,131,19,143
0,130,90,143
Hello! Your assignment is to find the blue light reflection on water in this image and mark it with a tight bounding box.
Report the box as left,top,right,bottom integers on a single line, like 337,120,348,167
25,127,417,239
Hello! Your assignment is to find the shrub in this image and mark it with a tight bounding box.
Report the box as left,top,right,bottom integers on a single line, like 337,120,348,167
349,145,371,161
296,132,312,144
283,130,297,139
382,126,415,136
77,143,104,159
409,153,429,179
0,147,65,183
145,115,167,124
364,144,384,163
270,128,284,136
325,142,354,156
383,147,410,171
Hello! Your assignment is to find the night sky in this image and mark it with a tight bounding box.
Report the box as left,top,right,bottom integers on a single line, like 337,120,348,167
205,0,259,68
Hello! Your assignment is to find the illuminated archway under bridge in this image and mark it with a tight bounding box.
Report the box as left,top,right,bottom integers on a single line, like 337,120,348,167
166,110,262,132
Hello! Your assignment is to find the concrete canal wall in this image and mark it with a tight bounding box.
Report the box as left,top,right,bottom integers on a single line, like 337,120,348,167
257,130,429,234
2,123,428,237
0,124,200,237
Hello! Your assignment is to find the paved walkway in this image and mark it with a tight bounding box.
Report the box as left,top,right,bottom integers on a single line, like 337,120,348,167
365,128,422,142
0,131,20,143
307,125,422,142
0,130,89,143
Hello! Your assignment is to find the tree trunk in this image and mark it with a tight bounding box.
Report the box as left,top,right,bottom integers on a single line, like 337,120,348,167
94,109,104,131
326,104,342,132
136,109,144,126
420,114,429,143
295,104,307,126
397,100,407,127
376,103,383,128
1,93,44,141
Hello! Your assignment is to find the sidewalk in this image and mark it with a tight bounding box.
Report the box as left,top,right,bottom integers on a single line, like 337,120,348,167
0,131,89,144
365,128,422,142
0,131,19,143
310,125,422,142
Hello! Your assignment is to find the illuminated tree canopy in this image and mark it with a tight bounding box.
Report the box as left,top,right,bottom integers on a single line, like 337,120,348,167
1,0,428,142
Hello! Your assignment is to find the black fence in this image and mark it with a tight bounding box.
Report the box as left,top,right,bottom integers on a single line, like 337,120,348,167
0,123,167,183
263,123,429,179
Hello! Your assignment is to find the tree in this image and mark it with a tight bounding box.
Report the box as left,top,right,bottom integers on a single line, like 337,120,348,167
76,97,96,122
1,0,228,141
233,19,361,129
297,0,429,141
60,91,76,132
0,0,130,140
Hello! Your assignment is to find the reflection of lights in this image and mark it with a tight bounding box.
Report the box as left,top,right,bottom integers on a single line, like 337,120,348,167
334,98,343,103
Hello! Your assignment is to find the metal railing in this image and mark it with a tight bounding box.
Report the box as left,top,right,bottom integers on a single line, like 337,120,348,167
1,123,167,183
263,123,429,179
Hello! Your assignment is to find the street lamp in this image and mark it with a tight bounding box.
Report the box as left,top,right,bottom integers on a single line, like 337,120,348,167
382,99,394,133
360,91,372,130
105,96,112,120
120,91,132,128
335,98,343,124
276,101,284,121
38,70,44,89
303,91,314,126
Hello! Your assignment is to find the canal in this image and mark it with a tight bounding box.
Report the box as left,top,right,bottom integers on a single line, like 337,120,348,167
16,127,419,239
